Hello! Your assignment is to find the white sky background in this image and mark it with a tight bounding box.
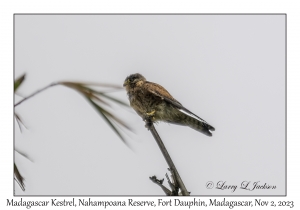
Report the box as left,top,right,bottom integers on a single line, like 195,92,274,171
13,14,285,196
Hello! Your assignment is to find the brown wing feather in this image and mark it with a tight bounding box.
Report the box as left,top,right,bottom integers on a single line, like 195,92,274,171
143,82,182,106
143,81,215,132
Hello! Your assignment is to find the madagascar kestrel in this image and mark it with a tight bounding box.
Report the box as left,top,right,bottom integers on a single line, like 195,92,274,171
123,73,215,136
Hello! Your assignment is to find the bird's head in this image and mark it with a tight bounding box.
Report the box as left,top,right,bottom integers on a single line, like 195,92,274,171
123,73,146,90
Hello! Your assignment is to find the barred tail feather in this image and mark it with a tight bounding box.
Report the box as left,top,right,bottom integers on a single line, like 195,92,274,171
187,117,214,136
186,116,215,136
178,108,215,136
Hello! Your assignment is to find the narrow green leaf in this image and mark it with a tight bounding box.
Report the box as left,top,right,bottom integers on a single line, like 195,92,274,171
78,87,112,107
80,86,129,107
89,94,111,107
95,104,132,131
61,82,128,107
62,83,129,126
14,163,25,191
14,74,26,92
59,81,122,89
15,149,33,162
61,83,112,107
85,97,129,146
100,93,130,107
60,82,83,91
14,113,27,132
61,81,133,146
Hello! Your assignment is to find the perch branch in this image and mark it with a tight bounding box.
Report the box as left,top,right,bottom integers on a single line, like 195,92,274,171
145,119,190,196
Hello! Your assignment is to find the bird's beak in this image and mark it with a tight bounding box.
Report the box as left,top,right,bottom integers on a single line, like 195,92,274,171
123,79,129,87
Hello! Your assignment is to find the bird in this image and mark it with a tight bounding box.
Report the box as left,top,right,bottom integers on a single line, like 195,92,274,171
123,73,215,136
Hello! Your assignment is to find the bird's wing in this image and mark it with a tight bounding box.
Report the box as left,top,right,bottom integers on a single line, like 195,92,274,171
144,82,215,131
143,82,182,106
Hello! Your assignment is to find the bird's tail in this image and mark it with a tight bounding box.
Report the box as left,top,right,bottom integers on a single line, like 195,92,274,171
161,104,215,136
185,115,215,136
167,108,215,136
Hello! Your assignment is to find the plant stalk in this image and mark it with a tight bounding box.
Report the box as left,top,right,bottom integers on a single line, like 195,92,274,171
146,120,190,196
14,82,59,107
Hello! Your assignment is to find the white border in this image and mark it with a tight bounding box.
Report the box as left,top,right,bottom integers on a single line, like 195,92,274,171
1,0,299,209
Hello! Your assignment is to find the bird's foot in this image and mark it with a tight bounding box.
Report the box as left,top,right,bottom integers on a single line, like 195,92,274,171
146,110,156,117
146,110,156,121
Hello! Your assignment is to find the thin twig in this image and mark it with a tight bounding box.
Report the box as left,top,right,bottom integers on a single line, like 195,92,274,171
145,119,190,196
149,176,171,196
14,82,59,107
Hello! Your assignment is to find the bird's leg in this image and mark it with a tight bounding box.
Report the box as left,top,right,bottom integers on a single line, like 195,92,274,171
144,110,156,129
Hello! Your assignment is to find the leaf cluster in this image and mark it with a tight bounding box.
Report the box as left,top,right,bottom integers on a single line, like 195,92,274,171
14,74,131,191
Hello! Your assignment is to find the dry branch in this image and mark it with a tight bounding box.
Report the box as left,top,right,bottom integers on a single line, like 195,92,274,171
145,119,190,196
